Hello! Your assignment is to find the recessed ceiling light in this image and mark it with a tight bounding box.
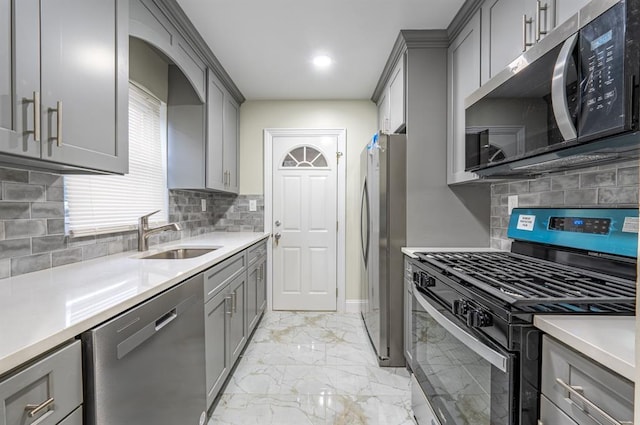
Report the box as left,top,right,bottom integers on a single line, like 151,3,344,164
313,55,332,68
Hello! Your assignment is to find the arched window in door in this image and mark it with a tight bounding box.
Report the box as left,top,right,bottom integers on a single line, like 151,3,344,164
281,146,328,168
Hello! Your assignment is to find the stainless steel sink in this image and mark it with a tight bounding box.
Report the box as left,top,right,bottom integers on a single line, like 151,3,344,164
140,248,218,260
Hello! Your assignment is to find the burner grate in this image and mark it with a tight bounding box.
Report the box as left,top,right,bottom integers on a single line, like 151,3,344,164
416,252,635,308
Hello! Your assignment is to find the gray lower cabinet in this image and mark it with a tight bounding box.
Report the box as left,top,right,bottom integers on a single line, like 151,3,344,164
227,273,247,362
247,254,267,333
403,258,413,368
205,288,231,407
58,408,82,425
204,242,268,409
0,0,128,174
539,335,634,425
256,255,267,314
0,340,82,425
204,272,247,409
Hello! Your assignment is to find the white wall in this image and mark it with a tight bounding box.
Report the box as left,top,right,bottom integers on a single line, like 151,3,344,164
239,100,377,300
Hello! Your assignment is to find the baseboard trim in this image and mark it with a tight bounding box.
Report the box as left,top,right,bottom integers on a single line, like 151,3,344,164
345,299,364,314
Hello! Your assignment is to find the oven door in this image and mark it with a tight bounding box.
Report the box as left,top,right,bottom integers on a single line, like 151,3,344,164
411,287,517,425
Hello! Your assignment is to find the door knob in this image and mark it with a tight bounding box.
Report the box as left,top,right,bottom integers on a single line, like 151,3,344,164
275,220,281,227
274,233,281,246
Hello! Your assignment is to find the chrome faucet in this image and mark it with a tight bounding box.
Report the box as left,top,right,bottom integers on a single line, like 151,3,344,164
138,210,182,251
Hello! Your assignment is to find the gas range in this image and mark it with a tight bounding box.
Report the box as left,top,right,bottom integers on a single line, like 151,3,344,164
414,250,635,313
407,208,637,425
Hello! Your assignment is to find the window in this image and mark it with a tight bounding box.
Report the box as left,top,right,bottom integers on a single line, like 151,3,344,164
65,83,168,237
281,146,328,168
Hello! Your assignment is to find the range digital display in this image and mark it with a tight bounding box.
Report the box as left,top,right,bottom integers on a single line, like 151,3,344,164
548,217,611,234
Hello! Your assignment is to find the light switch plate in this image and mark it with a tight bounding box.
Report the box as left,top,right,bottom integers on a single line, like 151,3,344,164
508,195,518,215
201,199,206,212
249,200,257,212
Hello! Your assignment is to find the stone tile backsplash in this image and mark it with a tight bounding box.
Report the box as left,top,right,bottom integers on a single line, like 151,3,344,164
0,166,264,278
490,160,639,250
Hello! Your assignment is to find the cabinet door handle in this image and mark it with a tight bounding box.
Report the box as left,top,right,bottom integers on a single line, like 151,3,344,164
536,1,550,42
555,378,631,425
522,15,534,51
25,397,54,418
52,101,63,147
231,290,237,314
28,91,41,142
224,296,232,316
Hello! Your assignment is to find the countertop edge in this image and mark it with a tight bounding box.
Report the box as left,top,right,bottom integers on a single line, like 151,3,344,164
0,232,270,377
534,316,635,382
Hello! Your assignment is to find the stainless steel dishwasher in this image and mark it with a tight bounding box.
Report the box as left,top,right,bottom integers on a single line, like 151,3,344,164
82,273,206,425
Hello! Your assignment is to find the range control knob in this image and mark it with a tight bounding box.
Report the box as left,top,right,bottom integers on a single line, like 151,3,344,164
452,299,469,316
466,309,493,328
419,272,435,288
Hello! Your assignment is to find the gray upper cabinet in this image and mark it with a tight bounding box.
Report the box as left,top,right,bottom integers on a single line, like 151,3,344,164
207,69,239,194
376,53,406,134
376,90,389,134
447,10,481,185
132,0,241,194
555,0,590,26
387,58,406,134
480,0,556,83
130,0,206,102
223,95,239,193
0,0,128,174
206,71,225,191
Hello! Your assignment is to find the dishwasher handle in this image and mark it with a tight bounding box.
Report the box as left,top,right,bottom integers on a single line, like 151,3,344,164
155,308,177,331
117,296,194,360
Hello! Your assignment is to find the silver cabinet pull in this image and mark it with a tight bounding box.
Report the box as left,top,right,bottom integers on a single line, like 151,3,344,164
522,15,534,51
51,101,63,147
535,1,550,42
231,290,237,314
225,296,232,316
27,91,41,142
555,378,631,425
25,397,54,418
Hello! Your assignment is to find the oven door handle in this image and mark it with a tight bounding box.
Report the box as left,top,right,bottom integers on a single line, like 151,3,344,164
414,290,509,373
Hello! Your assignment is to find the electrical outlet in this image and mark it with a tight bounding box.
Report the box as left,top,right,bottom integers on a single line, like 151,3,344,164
508,195,518,215
201,199,206,212
249,200,257,212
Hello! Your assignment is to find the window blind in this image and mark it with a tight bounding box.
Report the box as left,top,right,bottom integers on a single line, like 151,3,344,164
65,83,168,237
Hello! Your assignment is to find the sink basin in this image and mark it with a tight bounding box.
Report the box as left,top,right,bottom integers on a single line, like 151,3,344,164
140,248,218,260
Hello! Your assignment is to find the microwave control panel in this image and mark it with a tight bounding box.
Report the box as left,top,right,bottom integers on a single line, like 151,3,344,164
578,2,625,139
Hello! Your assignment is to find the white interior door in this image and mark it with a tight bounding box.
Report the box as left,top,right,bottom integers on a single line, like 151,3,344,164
272,135,338,311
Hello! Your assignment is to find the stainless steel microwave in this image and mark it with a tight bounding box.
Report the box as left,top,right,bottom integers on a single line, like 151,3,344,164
465,0,640,177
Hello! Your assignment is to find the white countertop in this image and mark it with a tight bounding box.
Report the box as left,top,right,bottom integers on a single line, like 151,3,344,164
402,246,500,258
0,232,269,377
534,315,635,382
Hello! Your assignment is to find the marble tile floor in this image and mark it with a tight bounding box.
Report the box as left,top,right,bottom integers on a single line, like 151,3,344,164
209,311,415,425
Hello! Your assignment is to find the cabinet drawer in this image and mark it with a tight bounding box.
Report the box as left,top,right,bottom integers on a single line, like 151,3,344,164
0,340,82,425
541,335,633,425
247,240,267,265
58,407,82,425
204,252,246,302
539,395,577,425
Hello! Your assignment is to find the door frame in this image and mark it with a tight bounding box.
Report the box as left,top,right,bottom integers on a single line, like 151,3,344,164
264,128,347,312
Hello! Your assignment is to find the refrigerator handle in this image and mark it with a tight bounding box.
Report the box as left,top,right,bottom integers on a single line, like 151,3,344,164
360,180,370,265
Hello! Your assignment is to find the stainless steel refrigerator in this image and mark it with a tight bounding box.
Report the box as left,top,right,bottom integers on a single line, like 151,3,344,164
360,132,406,367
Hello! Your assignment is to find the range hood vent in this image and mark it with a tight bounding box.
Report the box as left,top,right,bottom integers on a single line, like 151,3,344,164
475,131,640,178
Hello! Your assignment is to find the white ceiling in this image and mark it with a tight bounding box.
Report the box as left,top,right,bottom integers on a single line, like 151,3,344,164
176,0,465,100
